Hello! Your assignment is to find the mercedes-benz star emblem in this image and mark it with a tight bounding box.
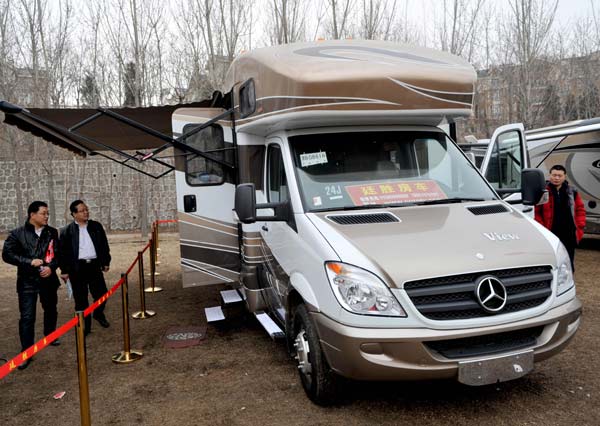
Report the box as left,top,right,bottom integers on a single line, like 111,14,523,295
475,276,507,313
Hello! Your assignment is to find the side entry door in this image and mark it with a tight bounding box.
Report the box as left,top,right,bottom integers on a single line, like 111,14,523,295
172,108,240,287
259,142,292,322
480,123,531,214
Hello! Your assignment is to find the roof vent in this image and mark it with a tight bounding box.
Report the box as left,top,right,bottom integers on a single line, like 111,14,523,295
467,204,510,215
327,212,400,225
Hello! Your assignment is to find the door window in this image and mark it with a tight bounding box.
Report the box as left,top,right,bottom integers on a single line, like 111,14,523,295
267,145,289,203
182,123,234,186
485,130,523,191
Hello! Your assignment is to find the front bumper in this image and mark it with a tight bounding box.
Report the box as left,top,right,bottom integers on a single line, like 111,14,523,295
312,297,582,382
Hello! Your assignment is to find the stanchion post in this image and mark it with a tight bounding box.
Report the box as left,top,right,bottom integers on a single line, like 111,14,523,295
155,221,161,253
147,230,161,276
112,274,143,364
75,311,91,426
154,222,161,264
133,252,156,319
145,239,163,293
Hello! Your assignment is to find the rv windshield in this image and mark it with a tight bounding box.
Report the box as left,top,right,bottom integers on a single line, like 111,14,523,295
290,130,497,212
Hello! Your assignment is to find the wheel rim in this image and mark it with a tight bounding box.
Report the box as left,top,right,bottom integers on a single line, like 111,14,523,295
294,328,312,381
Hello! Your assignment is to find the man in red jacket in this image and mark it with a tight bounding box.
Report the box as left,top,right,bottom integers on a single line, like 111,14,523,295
534,165,586,271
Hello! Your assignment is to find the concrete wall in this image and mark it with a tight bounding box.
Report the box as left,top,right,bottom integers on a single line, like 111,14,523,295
0,157,177,232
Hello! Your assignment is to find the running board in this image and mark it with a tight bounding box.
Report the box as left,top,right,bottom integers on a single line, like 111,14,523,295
220,289,243,304
205,306,226,322
255,312,285,339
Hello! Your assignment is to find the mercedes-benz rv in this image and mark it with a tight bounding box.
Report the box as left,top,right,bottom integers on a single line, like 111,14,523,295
172,41,581,404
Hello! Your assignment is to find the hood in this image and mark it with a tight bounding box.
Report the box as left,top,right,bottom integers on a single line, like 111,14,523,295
309,203,556,288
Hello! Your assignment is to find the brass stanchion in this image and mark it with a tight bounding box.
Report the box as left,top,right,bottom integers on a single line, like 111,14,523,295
147,229,161,276
156,221,161,253
75,311,92,426
132,252,156,319
154,223,161,264
145,239,163,293
112,274,143,364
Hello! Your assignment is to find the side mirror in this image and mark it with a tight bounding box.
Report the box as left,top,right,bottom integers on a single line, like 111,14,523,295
234,183,257,223
239,79,256,119
234,183,293,225
522,168,548,206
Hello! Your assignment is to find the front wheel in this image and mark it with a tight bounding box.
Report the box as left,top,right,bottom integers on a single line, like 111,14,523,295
293,304,340,405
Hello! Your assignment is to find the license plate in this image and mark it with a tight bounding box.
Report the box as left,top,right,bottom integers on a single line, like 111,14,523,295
458,350,534,386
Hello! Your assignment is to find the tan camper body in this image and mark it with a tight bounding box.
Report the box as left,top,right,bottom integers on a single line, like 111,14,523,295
224,40,476,132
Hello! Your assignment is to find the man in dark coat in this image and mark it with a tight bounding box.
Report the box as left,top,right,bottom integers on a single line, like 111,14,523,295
535,165,586,270
2,201,61,370
59,200,111,335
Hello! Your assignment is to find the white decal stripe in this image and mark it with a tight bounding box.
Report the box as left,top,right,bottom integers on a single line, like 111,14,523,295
181,242,239,254
257,95,400,105
388,77,472,106
237,101,403,123
179,220,239,237
387,80,473,96
181,259,236,282
181,239,239,250
184,258,239,276
178,215,238,230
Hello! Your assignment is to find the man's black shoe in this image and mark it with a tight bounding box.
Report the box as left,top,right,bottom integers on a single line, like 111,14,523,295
95,317,110,328
17,358,32,370
50,338,61,346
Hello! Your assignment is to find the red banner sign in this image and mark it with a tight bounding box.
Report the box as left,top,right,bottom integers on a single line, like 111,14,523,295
345,180,447,206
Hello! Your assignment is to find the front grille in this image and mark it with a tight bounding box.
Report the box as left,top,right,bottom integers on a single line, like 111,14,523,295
425,326,544,359
327,212,399,225
467,204,510,215
404,266,553,320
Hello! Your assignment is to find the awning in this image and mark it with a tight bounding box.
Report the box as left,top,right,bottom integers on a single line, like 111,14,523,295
0,99,216,157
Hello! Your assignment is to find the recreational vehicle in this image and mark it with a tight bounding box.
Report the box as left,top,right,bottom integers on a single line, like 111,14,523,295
0,40,582,405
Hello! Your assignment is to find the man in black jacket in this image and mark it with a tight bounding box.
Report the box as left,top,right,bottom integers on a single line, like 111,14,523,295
59,200,111,335
2,201,61,370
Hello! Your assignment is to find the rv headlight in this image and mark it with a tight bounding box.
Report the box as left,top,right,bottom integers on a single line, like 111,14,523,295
325,262,406,317
556,242,575,296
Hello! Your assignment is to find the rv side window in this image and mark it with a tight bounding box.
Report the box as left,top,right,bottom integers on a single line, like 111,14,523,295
267,145,289,203
485,130,523,191
182,124,233,186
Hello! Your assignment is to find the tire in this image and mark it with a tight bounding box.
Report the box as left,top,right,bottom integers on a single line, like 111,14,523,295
292,304,340,405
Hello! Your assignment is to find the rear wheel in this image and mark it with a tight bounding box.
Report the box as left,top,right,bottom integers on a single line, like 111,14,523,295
293,304,339,405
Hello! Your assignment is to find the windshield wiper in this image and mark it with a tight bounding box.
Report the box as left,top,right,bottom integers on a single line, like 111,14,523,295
413,197,490,206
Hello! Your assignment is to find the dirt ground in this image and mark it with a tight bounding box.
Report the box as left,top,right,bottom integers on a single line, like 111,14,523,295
0,232,598,426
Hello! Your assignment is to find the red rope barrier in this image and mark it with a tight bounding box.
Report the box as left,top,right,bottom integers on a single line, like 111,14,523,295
125,255,138,276
1,219,170,380
83,277,125,318
0,316,79,379
0,278,127,380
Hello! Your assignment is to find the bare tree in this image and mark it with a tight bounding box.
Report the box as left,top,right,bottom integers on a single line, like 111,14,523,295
268,0,307,45
507,0,558,127
324,0,354,39
359,0,396,40
436,0,485,62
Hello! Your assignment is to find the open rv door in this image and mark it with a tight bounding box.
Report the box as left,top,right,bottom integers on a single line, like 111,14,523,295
526,119,600,234
172,108,240,287
480,123,531,214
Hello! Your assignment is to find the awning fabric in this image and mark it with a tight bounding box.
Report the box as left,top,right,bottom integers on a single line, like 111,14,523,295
0,99,215,156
